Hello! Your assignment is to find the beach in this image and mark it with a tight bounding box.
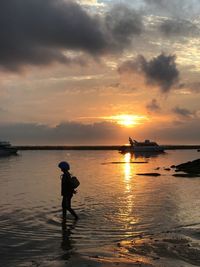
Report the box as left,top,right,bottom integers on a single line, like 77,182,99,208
0,150,200,267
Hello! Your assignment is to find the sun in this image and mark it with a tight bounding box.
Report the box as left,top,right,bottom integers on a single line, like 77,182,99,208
117,115,137,127
107,114,148,128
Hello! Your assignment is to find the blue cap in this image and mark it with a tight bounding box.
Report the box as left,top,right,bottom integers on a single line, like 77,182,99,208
58,161,70,170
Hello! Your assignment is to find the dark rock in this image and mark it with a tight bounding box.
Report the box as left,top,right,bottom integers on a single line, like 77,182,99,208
164,168,171,171
175,159,200,174
173,173,200,178
171,165,176,168
136,173,161,177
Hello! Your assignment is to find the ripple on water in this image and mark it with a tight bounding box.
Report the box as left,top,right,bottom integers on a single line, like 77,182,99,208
0,150,200,267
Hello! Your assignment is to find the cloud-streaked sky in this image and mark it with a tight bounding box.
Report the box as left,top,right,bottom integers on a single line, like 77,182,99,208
0,0,200,144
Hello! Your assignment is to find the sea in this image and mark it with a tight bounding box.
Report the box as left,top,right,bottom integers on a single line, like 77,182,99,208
0,149,200,267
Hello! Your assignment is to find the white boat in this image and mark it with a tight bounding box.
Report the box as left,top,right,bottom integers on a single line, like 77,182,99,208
119,138,164,153
0,141,18,156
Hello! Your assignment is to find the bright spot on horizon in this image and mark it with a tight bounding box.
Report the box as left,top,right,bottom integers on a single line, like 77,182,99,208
108,114,148,127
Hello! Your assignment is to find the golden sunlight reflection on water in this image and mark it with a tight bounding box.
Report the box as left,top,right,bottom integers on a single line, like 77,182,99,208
124,153,132,182
121,153,139,227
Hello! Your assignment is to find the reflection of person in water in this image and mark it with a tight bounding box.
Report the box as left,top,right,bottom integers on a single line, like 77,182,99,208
61,219,77,254
58,161,78,220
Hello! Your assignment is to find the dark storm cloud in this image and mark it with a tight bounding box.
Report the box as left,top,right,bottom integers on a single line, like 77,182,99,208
0,0,106,71
119,53,179,92
0,121,122,144
0,0,143,71
153,118,200,144
2,118,200,145
144,0,184,10
146,99,161,112
172,106,195,118
186,82,200,93
144,0,200,17
104,4,143,50
159,19,199,37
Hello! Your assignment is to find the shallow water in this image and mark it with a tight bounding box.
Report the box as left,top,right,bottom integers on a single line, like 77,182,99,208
0,150,200,266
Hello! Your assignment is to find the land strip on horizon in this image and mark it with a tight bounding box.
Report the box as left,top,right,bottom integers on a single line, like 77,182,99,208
16,145,200,151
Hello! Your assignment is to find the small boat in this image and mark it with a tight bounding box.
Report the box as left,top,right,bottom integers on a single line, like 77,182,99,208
0,141,18,156
119,138,164,153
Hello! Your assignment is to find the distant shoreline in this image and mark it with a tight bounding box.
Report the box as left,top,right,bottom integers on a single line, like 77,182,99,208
16,145,200,151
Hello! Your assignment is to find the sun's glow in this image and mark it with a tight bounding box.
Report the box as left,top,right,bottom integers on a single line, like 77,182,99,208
106,114,148,127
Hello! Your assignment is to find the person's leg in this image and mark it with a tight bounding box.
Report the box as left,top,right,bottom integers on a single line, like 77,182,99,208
66,196,78,220
62,196,67,218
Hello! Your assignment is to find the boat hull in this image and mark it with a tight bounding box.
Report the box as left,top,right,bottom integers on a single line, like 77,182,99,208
0,148,18,156
132,146,164,152
120,146,164,153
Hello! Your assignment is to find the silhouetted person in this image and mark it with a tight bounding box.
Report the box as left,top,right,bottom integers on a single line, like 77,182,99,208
58,161,78,220
129,137,134,146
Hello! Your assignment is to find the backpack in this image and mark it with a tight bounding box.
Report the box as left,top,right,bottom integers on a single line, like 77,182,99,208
71,176,80,189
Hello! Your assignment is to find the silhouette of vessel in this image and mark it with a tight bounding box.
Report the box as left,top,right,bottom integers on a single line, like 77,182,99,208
0,141,18,156
119,138,165,153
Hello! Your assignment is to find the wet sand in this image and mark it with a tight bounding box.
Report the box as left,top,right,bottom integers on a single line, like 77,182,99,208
20,226,200,267
62,220,199,267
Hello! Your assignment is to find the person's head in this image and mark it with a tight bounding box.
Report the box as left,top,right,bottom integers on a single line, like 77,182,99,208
58,161,70,172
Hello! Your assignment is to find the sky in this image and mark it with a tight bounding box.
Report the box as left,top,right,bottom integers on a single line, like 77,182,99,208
1,0,200,145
